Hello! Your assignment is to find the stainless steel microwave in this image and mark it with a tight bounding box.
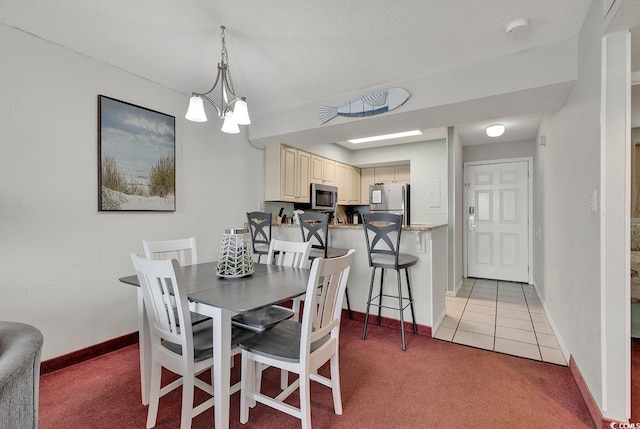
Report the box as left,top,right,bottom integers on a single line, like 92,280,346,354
310,183,337,211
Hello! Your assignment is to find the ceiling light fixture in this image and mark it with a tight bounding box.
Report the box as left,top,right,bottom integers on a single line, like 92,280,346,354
486,124,505,137
348,130,422,144
185,26,250,134
505,18,529,34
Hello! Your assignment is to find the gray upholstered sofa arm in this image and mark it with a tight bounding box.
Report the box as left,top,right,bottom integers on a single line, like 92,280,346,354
0,321,44,429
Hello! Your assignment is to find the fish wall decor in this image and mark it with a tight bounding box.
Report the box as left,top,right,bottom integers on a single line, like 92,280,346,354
318,88,411,125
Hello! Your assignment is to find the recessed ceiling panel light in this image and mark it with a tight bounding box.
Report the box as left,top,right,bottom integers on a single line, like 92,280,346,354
348,130,422,144
486,124,505,137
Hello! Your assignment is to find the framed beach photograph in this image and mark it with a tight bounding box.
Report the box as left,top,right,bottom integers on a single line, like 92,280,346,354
98,95,176,211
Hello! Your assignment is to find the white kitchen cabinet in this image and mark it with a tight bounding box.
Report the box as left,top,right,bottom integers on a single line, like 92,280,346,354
297,151,311,202
337,163,361,205
374,164,410,184
336,162,349,204
348,166,361,204
374,166,395,183
311,154,336,185
394,164,410,182
360,168,375,205
265,144,310,203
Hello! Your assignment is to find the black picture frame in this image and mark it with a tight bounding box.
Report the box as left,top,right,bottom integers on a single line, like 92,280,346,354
98,95,176,212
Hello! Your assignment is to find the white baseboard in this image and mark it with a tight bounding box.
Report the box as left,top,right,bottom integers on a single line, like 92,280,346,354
432,307,448,334
446,279,464,297
530,283,570,362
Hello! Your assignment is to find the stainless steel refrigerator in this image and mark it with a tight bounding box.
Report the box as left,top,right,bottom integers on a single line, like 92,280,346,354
369,183,410,226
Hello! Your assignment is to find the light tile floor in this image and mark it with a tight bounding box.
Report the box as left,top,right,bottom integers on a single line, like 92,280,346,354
434,278,567,366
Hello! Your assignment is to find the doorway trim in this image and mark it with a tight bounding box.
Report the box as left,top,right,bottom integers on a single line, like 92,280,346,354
463,157,533,285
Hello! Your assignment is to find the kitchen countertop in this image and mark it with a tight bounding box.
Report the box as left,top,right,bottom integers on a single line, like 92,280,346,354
273,222,447,232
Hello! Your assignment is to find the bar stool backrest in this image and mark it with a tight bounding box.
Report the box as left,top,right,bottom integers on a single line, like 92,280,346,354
246,212,272,256
362,213,403,268
298,212,330,258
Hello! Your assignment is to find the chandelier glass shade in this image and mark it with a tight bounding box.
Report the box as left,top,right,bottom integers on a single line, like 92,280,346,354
185,26,251,133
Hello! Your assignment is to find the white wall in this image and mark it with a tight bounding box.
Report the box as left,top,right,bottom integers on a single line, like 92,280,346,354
0,24,265,360
463,139,536,163
534,0,628,420
448,127,463,293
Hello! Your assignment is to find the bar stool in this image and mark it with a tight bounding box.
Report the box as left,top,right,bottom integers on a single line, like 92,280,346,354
361,213,418,350
246,212,272,263
298,212,353,319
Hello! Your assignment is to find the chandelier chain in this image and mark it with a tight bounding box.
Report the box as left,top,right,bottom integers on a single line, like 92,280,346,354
219,26,236,96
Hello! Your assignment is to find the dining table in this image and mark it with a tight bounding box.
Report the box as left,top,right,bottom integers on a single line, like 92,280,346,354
119,260,310,429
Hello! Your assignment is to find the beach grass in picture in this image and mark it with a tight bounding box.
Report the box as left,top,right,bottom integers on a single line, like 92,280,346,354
98,95,176,211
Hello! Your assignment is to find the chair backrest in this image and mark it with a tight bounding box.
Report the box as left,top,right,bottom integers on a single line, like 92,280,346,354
299,250,355,361
143,237,198,266
362,213,403,268
298,212,330,257
130,253,193,356
246,212,272,255
266,239,312,268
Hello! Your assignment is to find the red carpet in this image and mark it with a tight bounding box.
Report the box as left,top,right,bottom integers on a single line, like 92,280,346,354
39,318,596,428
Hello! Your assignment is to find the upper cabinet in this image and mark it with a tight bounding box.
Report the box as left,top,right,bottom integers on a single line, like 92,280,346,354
336,163,360,205
265,144,310,203
311,155,336,185
360,168,375,205
374,165,410,184
266,145,363,205
347,165,361,205
360,165,410,204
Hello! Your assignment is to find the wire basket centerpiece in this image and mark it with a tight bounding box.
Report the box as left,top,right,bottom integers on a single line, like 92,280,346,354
216,227,254,278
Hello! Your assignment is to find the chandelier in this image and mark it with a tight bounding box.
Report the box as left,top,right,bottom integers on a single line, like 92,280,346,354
185,26,251,134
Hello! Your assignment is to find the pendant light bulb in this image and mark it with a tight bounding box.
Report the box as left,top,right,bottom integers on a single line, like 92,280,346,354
221,112,240,134
185,96,208,122
231,99,251,125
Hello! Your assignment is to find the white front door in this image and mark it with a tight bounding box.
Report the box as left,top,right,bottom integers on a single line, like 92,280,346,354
465,160,530,282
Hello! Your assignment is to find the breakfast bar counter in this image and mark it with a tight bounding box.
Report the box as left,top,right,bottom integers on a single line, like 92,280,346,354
272,222,448,335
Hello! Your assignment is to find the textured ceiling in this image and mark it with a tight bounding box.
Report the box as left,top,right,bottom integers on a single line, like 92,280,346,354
3,0,635,145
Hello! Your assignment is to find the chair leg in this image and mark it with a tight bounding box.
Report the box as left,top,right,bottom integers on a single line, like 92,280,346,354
377,268,385,325
299,375,312,429
280,369,289,390
362,268,376,340
146,361,162,428
180,371,195,429
397,270,407,351
405,268,417,334
344,287,353,319
329,352,343,415
240,351,253,424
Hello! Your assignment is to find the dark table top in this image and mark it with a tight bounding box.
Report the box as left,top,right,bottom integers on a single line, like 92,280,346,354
119,261,309,314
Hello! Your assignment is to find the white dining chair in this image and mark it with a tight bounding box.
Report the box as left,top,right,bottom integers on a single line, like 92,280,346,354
130,253,253,429
143,237,209,327
239,249,356,429
231,239,312,332
143,237,198,266
136,238,209,406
